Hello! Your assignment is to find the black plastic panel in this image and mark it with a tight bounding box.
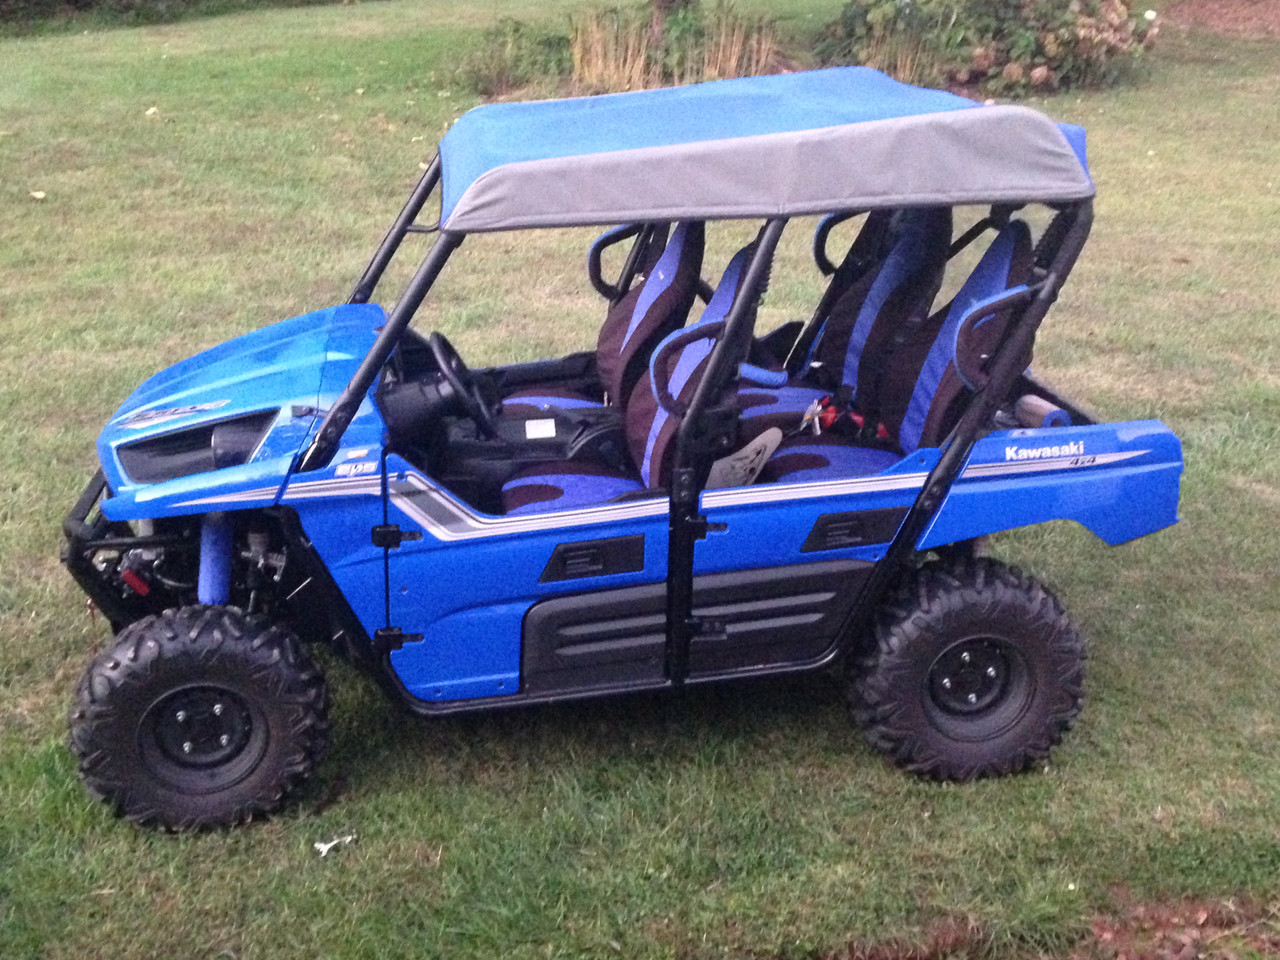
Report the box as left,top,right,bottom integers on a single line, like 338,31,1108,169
521,559,871,695
801,507,908,553
540,534,646,583
118,411,276,484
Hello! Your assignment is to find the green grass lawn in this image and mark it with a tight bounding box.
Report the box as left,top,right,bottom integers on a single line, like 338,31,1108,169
2,5,1279,958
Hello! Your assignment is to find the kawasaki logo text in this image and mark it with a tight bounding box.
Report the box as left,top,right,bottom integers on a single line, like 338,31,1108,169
1005,441,1084,461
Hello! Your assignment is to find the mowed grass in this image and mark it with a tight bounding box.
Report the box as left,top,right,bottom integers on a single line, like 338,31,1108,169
2,5,1279,958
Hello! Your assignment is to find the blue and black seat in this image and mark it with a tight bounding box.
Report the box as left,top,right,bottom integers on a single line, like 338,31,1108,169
736,207,953,438
501,221,705,418
760,218,1035,484
499,218,1035,512
500,240,757,515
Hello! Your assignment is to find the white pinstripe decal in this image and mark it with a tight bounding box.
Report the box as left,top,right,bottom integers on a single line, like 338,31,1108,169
271,446,1152,540
174,485,282,507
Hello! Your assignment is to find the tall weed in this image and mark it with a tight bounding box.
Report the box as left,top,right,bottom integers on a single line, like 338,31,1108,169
571,2,777,91
463,1,779,96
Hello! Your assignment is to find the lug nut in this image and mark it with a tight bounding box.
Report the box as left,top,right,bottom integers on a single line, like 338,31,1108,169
967,693,977,704
175,710,187,722
941,677,952,689
219,734,230,747
182,741,193,754
213,703,223,716
986,666,997,678
961,652,971,664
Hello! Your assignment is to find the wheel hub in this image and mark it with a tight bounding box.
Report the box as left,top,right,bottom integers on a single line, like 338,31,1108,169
148,686,253,769
928,639,1009,715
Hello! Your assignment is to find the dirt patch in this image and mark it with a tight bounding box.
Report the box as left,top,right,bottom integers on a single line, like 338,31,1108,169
1069,895,1280,960
1162,0,1280,36
818,897,1280,960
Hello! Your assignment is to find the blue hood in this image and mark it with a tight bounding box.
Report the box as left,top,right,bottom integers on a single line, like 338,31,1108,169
98,303,386,519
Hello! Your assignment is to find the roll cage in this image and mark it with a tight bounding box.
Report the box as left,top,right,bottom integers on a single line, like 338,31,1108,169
293,145,1093,689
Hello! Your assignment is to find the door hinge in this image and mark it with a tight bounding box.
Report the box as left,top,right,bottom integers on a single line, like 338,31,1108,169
371,524,423,549
372,626,422,656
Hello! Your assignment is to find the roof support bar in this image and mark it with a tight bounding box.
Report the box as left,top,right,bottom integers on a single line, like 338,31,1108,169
299,229,463,472
349,156,441,306
834,198,1094,654
664,217,788,686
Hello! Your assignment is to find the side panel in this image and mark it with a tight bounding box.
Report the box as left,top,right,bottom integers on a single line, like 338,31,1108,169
379,458,670,703
920,419,1183,549
280,394,399,646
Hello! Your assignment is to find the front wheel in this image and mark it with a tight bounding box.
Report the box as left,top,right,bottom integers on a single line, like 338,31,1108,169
850,558,1086,781
69,605,329,829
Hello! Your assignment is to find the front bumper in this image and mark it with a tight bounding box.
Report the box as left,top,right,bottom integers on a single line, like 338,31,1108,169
61,470,197,631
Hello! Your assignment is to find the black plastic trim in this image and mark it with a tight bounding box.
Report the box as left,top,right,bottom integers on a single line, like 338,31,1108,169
539,534,645,583
523,559,870,697
801,507,908,553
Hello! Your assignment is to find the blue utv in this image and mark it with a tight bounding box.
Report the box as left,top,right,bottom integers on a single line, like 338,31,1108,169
63,68,1184,829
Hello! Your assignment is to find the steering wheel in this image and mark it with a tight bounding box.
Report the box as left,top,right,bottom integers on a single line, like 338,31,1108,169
428,332,499,439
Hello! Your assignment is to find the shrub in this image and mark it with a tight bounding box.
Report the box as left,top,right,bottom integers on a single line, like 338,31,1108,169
814,0,1159,93
571,1,777,90
457,18,574,97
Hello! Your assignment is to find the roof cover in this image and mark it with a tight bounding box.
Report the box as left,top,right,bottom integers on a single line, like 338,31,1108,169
437,67,1093,232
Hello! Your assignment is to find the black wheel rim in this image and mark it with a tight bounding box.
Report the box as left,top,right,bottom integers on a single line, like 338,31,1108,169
928,639,1009,715
924,636,1033,741
138,685,267,793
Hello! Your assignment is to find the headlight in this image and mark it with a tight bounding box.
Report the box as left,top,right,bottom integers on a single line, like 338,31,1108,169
117,410,277,484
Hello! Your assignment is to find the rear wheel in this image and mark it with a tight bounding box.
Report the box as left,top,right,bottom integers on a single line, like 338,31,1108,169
69,605,328,829
850,558,1085,781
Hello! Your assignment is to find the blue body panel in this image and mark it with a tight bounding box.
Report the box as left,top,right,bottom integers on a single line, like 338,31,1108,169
696,451,939,572
98,304,384,520
380,458,669,702
921,420,1183,548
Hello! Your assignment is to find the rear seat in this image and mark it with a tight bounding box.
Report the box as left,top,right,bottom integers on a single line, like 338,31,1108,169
760,218,1036,484
736,207,952,437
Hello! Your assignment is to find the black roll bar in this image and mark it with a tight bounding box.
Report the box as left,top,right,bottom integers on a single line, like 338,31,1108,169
664,217,788,685
586,223,645,302
833,198,1094,653
349,157,442,306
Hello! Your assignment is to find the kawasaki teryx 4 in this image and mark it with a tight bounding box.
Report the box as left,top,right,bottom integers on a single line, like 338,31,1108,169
63,67,1183,829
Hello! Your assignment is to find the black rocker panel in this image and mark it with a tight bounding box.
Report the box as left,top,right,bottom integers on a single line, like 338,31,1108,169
521,559,871,695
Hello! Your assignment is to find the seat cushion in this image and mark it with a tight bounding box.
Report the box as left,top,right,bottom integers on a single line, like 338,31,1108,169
501,460,644,515
737,382,829,438
760,435,900,484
